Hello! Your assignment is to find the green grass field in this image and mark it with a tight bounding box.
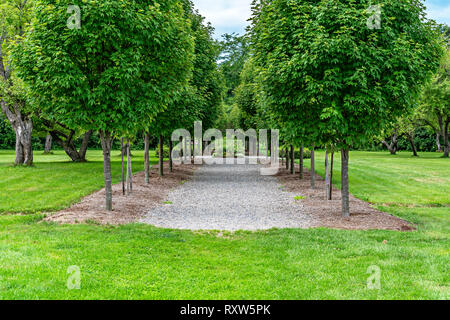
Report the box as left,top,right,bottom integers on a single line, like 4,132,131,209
0,150,448,299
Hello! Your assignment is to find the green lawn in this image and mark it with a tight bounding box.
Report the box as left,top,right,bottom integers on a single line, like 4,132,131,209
0,150,448,299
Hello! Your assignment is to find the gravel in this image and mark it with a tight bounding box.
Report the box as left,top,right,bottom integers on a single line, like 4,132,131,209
141,162,314,231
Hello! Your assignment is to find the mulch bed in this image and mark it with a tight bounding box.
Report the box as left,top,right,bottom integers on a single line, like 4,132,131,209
276,164,415,231
44,163,196,225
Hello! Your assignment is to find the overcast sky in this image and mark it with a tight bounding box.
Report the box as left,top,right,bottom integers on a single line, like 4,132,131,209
192,0,450,40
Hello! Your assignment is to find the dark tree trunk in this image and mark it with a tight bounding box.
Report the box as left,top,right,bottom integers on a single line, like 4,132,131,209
48,129,91,162
407,134,418,157
299,146,304,179
310,145,315,189
121,138,125,195
159,135,164,176
99,131,113,211
290,145,295,175
44,134,53,154
444,120,449,158
329,152,334,200
144,133,150,184
169,139,173,173
285,148,289,170
341,148,350,217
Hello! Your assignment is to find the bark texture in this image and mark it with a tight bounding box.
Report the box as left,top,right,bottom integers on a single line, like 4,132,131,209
44,134,53,154
290,145,295,175
310,145,315,189
299,146,304,179
341,148,350,217
144,133,150,184
99,131,113,211
382,130,399,155
159,135,164,176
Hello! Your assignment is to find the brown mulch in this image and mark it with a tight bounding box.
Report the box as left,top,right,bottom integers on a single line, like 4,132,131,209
277,164,415,231
44,163,196,225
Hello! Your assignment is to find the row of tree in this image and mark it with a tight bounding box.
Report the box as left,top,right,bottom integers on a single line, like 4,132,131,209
0,0,224,210
233,0,446,216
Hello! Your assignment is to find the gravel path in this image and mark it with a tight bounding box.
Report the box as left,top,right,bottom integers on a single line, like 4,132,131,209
141,163,314,231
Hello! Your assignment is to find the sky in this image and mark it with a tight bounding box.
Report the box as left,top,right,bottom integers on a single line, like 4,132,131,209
192,0,450,40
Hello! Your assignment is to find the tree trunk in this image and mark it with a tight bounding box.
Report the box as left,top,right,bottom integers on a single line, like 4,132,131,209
310,145,315,189
44,134,52,154
382,131,398,155
407,134,418,157
444,120,449,158
99,130,113,211
1,101,34,166
159,135,164,176
144,133,150,184
169,139,173,173
126,140,132,194
329,152,334,200
121,138,125,195
299,146,304,179
325,149,329,200
436,133,442,152
341,148,350,217
285,148,289,170
78,130,92,160
290,145,295,174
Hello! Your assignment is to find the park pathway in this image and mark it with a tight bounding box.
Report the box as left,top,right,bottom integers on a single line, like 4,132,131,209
141,162,314,231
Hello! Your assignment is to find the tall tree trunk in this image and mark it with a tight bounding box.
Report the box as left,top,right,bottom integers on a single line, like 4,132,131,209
144,133,150,184
310,145,315,189
285,148,289,170
126,140,132,194
121,138,125,195
436,133,442,152
325,148,330,200
44,134,52,154
341,148,350,217
299,145,304,179
99,131,113,211
169,139,173,173
290,145,295,175
329,152,334,200
159,135,164,176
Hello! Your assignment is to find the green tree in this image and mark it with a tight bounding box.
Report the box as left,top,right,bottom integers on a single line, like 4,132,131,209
14,0,194,210
0,0,33,165
417,48,450,157
250,0,443,216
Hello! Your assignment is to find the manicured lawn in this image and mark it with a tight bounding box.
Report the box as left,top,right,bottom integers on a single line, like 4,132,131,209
0,150,159,214
0,150,448,299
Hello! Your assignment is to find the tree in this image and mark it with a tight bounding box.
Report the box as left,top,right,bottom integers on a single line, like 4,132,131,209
219,33,249,102
0,0,33,165
14,0,194,210
250,0,443,216
417,48,450,157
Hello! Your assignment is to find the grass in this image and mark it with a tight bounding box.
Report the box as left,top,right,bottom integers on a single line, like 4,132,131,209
0,150,448,299
0,150,160,214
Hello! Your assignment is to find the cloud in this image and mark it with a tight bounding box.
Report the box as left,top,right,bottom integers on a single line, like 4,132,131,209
193,0,450,39
192,0,252,38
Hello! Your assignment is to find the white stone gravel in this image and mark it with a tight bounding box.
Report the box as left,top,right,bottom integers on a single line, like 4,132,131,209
140,163,313,231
